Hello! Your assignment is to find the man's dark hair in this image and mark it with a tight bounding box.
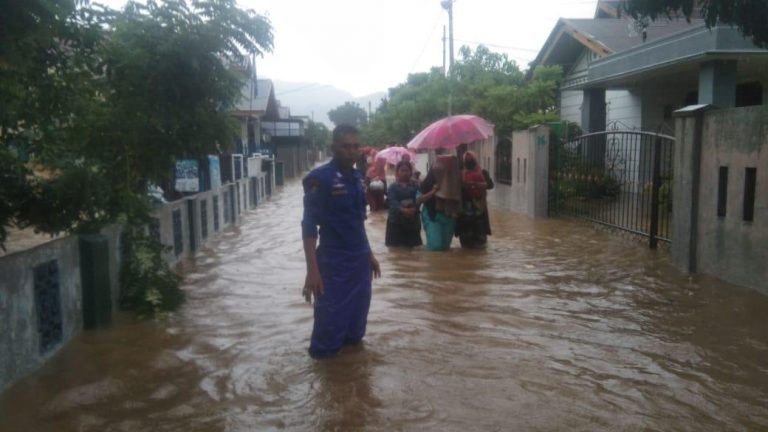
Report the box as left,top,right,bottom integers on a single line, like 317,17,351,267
332,124,359,143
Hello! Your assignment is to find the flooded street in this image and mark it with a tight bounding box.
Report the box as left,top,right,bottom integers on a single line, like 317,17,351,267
1,177,767,431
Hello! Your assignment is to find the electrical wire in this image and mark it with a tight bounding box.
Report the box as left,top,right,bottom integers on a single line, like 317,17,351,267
408,11,444,74
453,38,540,53
275,83,331,96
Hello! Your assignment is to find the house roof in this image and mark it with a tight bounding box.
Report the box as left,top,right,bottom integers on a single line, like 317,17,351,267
586,25,768,88
234,79,279,119
530,17,705,72
595,0,705,20
594,0,621,18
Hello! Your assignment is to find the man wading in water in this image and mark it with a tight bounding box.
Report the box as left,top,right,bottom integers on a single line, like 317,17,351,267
301,124,382,358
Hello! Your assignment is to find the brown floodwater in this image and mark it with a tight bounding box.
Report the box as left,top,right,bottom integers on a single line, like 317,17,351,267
1,178,767,431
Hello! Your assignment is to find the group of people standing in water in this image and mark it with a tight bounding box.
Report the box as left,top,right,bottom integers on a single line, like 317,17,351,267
374,150,494,251
301,125,493,358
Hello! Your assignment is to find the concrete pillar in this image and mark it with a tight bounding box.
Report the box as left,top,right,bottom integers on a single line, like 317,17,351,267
528,125,550,219
79,234,112,329
698,60,737,108
582,88,606,132
671,104,716,273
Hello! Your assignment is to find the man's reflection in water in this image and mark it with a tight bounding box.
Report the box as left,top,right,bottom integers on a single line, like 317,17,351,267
310,344,381,431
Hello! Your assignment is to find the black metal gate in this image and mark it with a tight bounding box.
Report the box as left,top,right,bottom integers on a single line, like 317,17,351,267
549,130,675,249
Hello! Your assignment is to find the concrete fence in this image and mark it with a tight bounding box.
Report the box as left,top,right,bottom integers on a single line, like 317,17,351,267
0,170,274,393
672,104,767,293
490,125,550,219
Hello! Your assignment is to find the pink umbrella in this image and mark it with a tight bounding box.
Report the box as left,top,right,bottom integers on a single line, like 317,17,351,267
406,114,494,151
375,146,414,166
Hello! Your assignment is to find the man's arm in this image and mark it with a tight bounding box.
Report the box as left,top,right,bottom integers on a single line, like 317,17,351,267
301,175,325,303
303,237,322,303
416,185,439,206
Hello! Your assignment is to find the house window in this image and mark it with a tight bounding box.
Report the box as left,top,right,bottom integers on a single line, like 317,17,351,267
735,82,763,107
33,260,63,354
495,138,512,184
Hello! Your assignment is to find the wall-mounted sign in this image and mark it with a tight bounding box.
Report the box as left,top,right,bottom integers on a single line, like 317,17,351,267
175,159,199,192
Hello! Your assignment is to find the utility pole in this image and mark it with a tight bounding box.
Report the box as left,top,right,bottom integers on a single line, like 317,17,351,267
442,25,447,76
249,52,256,153
441,0,455,116
441,0,455,72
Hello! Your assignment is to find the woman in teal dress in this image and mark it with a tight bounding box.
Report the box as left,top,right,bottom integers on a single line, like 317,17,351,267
419,155,461,251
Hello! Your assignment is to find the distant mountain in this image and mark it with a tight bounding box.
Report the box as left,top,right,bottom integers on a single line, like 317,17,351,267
270,79,386,127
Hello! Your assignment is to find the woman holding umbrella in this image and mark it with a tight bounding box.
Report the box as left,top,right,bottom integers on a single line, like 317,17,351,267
407,114,495,251
419,154,462,251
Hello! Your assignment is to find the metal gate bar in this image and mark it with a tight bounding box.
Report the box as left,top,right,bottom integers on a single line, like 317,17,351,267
549,129,675,248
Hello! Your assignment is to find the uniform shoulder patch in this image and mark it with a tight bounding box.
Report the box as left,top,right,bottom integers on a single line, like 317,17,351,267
304,177,321,193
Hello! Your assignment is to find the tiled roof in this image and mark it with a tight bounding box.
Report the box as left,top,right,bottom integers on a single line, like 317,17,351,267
531,17,705,70
562,17,705,54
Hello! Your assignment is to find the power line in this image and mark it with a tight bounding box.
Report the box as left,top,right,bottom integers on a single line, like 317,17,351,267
276,83,330,96
453,38,540,53
409,11,443,74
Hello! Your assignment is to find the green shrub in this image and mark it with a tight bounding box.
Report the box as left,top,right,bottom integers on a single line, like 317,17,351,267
119,229,184,318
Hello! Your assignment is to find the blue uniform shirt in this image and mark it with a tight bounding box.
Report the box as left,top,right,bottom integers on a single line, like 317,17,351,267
302,160,370,253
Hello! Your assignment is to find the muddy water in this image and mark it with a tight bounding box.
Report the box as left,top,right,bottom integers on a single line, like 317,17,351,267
2,178,767,431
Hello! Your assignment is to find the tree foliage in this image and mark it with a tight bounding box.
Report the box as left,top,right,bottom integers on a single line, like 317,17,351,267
621,0,768,48
0,0,273,248
328,101,369,127
119,228,184,317
306,120,330,150
360,45,562,146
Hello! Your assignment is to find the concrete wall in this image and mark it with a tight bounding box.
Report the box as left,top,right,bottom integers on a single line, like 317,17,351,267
641,82,695,134
696,106,767,290
153,173,269,267
560,90,584,126
673,105,767,293
606,90,642,130
0,169,275,394
560,50,589,128
467,136,496,179
490,126,549,218
0,236,82,393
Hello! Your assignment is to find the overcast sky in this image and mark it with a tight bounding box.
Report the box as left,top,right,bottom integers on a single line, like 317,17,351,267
99,0,599,97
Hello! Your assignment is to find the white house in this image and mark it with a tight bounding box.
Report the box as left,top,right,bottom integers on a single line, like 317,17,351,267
531,0,768,135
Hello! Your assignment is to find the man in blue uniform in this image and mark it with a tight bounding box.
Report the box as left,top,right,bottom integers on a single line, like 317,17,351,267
302,124,381,358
